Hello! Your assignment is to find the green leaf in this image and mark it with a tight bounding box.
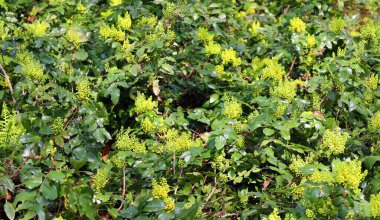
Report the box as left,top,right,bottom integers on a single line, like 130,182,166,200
263,128,275,136
143,199,165,212
74,49,88,61
363,156,380,168
24,177,43,189
34,204,45,220
40,181,58,200
47,171,65,183
215,135,226,150
161,63,174,75
4,202,15,220
79,198,95,220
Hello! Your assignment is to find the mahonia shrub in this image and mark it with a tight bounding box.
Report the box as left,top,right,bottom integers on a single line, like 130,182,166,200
0,0,379,219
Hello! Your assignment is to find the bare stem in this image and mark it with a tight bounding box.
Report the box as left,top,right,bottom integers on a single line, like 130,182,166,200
0,63,16,103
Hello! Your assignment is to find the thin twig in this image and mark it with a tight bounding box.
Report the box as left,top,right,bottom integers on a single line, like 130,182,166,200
63,107,77,130
10,158,27,179
202,176,217,209
118,170,126,211
284,5,291,14
286,57,297,77
221,212,239,218
0,63,16,103
320,95,328,104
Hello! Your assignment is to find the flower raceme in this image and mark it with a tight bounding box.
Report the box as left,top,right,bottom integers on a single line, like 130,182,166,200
135,93,157,114
289,17,306,33
26,21,49,37
117,12,132,31
223,96,243,119
369,111,380,132
92,168,109,192
17,52,46,83
319,128,349,155
270,79,297,100
152,178,170,199
115,130,146,154
76,78,91,100
205,43,222,56
99,23,124,42
261,57,286,82
221,48,242,67
197,27,214,44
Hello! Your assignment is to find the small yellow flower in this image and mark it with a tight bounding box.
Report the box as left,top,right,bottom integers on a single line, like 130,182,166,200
164,197,175,212
205,43,222,56
135,94,157,114
369,111,380,132
117,12,132,30
152,178,170,199
249,21,260,36
306,34,316,48
26,21,49,37
289,17,306,33
224,96,242,118
221,48,242,67
77,78,91,100
370,192,380,217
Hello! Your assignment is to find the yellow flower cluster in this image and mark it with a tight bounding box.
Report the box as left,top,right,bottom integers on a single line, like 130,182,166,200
163,2,176,18
224,96,243,118
305,209,315,218
370,192,380,217
332,159,367,193
289,17,306,33
330,17,345,33
165,129,202,153
51,117,64,135
65,29,82,47
221,48,242,67
309,169,334,183
0,103,25,149
141,117,156,132
138,16,158,28
115,130,146,154
215,65,224,75
319,129,349,155
17,52,46,83
26,21,49,37
164,197,175,212
152,178,170,199
369,111,380,132
99,23,124,42
364,89,374,105
109,0,122,6
249,21,260,36
306,34,316,48
274,102,288,118
110,155,124,169
117,12,132,31
366,74,378,90
270,79,297,100
337,47,346,57
92,168,109,192
135,94,157,114
205,43,222,56
360,20,380,40
197,27,214,44
76,78,91,100
261,58,286,81
211,152,230,171
263,208,281,220
289,155,307,174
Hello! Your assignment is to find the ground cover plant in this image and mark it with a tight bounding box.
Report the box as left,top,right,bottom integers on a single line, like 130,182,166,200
0,0,380,219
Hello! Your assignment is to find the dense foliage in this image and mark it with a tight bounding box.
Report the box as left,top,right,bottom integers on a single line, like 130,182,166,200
0,0,380,219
